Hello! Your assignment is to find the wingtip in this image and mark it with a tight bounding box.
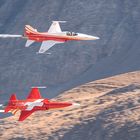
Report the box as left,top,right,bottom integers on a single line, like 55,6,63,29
96,36,100,40
52,21,67,23
31,86,47,89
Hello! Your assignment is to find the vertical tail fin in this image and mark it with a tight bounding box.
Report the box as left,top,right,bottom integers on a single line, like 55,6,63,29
24,25,38,35
9,94,17,101
27,88,42,99
4,94,17,113
24,25,36,47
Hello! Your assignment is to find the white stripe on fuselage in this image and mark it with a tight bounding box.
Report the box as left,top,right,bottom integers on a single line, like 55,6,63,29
25,99,44,110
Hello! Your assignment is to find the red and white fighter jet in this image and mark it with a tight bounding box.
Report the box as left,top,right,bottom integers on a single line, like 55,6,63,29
2,87,80,121
0,21,99,53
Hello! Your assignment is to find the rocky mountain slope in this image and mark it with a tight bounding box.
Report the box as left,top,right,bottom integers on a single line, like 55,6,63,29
0,71,140,140
0,0,139,99
0,1,140,139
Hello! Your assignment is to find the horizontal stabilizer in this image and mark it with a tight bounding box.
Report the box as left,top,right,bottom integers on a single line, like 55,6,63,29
25,40,35,47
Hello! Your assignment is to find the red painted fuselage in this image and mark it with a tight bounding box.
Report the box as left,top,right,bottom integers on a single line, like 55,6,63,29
24,25,80,42
4,88,79,121
5,99,72,113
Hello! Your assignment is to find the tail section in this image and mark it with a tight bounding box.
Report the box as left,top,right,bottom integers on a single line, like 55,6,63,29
4,94,17,113
27,88,42,99
9,94,17,101
24,25,38,47
24,25,38,36
25,40,35,47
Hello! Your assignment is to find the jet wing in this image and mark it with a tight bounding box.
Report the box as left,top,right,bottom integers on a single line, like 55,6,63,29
38,40,60,53
18,110,34,121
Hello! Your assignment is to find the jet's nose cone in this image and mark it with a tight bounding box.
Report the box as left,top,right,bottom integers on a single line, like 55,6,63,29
72,103,80,107
94,36,100,40
88,35,100,40
77,33,100,40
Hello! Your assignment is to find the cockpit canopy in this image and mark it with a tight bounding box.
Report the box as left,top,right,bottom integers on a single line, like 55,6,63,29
66,32,78,36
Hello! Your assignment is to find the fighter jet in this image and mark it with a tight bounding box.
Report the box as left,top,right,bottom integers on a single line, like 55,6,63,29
0,21,99,53
1,87,80,121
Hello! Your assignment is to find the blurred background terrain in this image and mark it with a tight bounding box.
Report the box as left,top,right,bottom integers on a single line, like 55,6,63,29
0,0,140,139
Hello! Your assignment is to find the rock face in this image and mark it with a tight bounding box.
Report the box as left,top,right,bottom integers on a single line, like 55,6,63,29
0,72,140,140
0,0,140,98
0,1,140,139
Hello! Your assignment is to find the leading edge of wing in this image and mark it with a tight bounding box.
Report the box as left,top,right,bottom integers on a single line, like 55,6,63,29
18,110,34,121
38,40,63,54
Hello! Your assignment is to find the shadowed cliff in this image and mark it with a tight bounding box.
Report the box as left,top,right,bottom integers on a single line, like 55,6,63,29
0,0,140,99
0,72,140,140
